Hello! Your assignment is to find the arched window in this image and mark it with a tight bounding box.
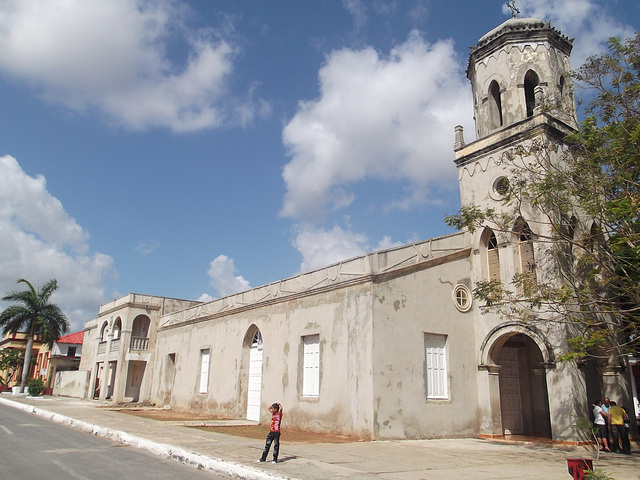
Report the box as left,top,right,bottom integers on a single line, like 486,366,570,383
516,220,537,283
131,316,150,338
130,315,151,351
246,327,263,421
489,81,503,129
555,215,578,273
586,223,600,252
485,229,501,282
100,322,109,342
112,317,122,340
524,70,539,117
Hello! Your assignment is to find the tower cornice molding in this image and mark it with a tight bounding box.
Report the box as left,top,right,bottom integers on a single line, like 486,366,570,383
467,18,573,79
454,112,575,171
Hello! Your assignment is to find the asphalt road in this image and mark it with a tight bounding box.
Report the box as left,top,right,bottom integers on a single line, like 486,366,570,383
0,406,230,480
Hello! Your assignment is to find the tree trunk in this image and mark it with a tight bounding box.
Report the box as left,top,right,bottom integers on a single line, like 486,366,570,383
20,335,34,393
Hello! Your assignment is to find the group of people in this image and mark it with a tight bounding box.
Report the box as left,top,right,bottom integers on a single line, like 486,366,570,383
592,397,631,454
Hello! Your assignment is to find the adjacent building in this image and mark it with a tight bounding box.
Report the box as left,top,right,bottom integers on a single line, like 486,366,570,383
45,330,84,395
0,331,48,390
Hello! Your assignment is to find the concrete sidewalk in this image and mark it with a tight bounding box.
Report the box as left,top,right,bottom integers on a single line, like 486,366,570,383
1,394,638,480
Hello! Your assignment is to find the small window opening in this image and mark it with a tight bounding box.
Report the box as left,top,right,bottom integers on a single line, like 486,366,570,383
488,232,498,249
493,177,510,197
453,285,472,312
520,223,534,242
251,330,263,347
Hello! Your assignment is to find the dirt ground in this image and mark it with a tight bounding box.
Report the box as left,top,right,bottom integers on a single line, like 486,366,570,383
192,424,364,443
113,408,365,444
112,408,231,422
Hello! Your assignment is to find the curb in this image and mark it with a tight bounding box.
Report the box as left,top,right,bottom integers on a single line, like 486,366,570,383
0,397,289,480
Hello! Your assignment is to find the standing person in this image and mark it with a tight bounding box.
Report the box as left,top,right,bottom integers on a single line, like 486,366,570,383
258,403,283,464
608,401,631,454
602,397,612,445
593,400,610,452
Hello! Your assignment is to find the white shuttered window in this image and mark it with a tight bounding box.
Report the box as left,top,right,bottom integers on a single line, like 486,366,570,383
302,335,320,397
425,334,448,399
199,349,210,394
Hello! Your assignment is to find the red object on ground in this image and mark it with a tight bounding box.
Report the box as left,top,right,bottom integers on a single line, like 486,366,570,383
566,458,593,480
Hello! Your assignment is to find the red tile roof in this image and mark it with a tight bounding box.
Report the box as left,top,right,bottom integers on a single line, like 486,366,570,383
57,331,84,344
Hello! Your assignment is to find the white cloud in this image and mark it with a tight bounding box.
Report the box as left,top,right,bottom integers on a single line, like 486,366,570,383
197,293,214,303
292,224,404,273
512,0,635,66
205,254,251,298
292,225,369,272
375,235,403,251
0,0,265,132
136,242,159,255
342,0,368,32
0,156,114,331
281,30,472,223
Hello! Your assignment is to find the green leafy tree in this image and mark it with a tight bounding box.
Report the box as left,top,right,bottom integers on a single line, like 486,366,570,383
0,279,69,392
445,33,640,360
0,348,24,386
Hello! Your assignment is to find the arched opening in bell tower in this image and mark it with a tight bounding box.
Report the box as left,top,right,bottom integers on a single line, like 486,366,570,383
524,70,540,117
488,81,503,129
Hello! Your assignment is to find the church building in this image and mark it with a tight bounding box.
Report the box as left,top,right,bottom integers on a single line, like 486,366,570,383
78,17,637,443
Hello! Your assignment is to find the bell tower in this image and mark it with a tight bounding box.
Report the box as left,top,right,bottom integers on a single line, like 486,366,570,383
456,19,591,442
454,18,576,211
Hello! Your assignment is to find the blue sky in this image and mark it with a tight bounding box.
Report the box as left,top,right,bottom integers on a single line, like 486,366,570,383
0,0,638,332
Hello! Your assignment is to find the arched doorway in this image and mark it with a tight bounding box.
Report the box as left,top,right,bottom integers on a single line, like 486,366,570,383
246,328,263,421
481,325,553,438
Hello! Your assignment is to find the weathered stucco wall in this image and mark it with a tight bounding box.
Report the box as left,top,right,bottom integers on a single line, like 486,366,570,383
53,370,89,398
149,239,480,440
151,282,377,436
371,253,478,439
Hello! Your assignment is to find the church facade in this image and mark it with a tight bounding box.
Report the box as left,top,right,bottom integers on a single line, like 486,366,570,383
78,18,637,442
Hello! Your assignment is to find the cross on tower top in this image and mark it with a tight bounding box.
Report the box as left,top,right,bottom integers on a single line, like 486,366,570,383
506,1,520,18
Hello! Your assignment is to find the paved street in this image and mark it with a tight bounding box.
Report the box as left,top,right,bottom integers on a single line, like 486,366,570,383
1,394,639,480
0,406,228,480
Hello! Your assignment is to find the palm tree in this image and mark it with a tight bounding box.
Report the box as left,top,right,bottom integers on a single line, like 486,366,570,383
0,279,69,393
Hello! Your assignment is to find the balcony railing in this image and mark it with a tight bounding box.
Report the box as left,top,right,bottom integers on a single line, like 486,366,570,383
130,336,149,352
97,341,107,354
110,338,121,353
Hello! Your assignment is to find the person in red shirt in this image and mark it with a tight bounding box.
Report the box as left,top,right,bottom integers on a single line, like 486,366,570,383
258,403,282,464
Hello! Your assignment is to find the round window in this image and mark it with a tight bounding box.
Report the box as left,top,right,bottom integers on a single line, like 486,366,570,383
492,176,510,198
452,284,472,312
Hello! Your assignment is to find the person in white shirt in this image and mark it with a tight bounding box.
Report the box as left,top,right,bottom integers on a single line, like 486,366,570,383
593,400,610,452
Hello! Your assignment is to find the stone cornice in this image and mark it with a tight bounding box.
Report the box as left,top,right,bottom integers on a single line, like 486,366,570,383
98,302,161,318
467,18,573,77
454,112,576,172
158,247,472,332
